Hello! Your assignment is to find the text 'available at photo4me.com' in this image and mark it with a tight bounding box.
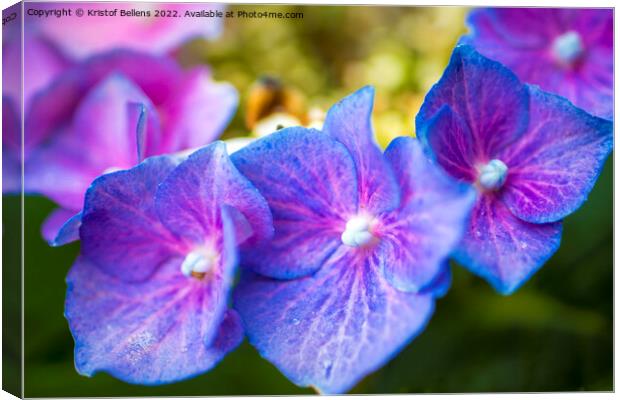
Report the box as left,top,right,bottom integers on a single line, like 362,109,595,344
25,5,304,20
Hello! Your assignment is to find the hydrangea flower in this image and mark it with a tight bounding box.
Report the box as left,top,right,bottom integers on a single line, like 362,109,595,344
65,142,273,384
416,45,613,294
3,27,71,192
461,8,613,119
16,50,237,244
28,3,225,58
3,97,20,193
231,87,475,393
3,30,71,115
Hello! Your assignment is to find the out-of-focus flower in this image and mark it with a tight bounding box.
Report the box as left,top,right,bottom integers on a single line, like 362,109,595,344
28,2,226,59
416,45,613,294
244,77,326,137
66,143,273,384
245,77,307,131
253,113,302,137
461,8,613,119
3,97,20,193
4,31,71,112
307,107,326,130
3,27,71,193
231,87,474,393
253,108,325,137
17,50,237,244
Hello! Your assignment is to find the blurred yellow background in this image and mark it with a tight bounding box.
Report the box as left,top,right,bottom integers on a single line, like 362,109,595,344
178,5,468,148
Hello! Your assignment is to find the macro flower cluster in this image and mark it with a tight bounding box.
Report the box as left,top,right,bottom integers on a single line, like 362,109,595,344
4,6,613,394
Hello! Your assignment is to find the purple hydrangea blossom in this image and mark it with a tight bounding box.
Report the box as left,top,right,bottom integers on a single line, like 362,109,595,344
65,142,273,384
3,97,21,194
461,8,613,119
4,31,71,115
14,50,237,244
416,45,613,295
3,28,72,193
230,87,475,393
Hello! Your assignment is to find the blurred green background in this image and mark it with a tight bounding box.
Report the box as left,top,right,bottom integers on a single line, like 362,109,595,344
3,4,613,396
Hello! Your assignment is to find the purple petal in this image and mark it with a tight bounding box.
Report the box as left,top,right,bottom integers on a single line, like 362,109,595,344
419,263,452,298
416,105,476,182
25,71,87,155
36,4,225,58
234,247,435,394
323,86,400,213
21,32,71,110
498,85,613,224
42,209,81,246
462,8,613,119
3,25,22,112
24,138,98,210
2,97,19,151
576,45,613,120
572,9,613,46
71,73,162,170
25,50,181,153
2,97,20,193
231,128,358,279
377,137,475,292
80,156,182,282
160,67,238,151
155,141,273,248
25,74,163,209
454,195,562,295
75,50,183,104
463,8,559,51
53,212,82,247
42,209,75,245
416,45,529,161
128,102,148,163
65,255,242,385
2,154,21,194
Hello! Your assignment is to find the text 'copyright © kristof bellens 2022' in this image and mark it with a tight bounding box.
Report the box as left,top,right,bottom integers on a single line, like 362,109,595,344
25,6,304,20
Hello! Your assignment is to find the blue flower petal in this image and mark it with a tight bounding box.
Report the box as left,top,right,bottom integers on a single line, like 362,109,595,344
50,211,82,247
155,141,273,248
2,96,20,194
417,45,530,160
66,256,243,385
231,127,359,280
454,195,562,295
419,262,452,299
323,86,401,213
80,155,181,282
499,85,613,224
234,247,435,394
461,8,613,119
377,137,475,292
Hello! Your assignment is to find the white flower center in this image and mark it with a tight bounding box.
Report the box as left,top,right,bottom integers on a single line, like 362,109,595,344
552,31,584,65
181,246,218,279
477,159,508,191
341,215,376,248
